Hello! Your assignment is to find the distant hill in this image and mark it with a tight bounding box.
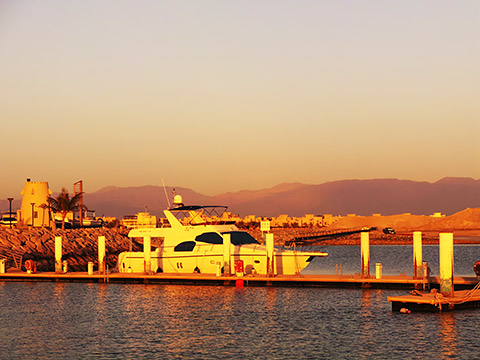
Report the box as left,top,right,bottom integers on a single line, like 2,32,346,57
83,186,210,218
82,177,480,218
325,208,480,232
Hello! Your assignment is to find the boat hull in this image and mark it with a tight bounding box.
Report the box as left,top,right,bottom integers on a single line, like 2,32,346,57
118,243,325,275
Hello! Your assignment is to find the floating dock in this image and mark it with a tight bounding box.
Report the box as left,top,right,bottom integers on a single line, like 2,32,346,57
0,271,477,290
388,287,480,312
386,232,480,312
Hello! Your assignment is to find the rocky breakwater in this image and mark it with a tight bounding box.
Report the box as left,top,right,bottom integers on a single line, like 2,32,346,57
0,228,141,272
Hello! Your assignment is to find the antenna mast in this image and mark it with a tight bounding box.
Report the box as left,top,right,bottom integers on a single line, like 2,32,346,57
161,178,171,208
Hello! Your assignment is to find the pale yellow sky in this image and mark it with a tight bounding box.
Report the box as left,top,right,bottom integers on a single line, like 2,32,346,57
1,0,479,197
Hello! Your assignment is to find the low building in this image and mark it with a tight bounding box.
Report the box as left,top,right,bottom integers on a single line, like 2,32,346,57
122,212,157,228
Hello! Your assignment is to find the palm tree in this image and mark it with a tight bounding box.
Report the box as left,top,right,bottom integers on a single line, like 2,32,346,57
48,188,84,230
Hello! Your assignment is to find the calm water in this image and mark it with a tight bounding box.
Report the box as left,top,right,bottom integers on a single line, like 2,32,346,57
304,244,480,277
1,245,480,359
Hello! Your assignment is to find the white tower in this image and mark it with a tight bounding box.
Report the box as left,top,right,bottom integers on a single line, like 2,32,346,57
19,179,52,227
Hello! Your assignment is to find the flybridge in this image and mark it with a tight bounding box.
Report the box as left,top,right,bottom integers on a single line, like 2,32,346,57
169,205,234,226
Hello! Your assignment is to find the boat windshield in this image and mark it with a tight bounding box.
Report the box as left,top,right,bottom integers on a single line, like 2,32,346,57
195,231,260,245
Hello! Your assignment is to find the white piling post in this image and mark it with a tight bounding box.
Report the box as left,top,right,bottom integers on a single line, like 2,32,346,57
98,236,106,274
361,232,370,278
0,259,5,273
439,232,454,297
88,262,94,275
55,236,62,273
265,233,274,277
223,233,231,275
413,231,423,279
144,235,151,274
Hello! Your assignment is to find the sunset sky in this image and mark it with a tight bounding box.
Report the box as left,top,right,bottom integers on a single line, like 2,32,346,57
1,0,479,198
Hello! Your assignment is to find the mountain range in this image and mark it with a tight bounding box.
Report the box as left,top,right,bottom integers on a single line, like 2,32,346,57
81,177,480,218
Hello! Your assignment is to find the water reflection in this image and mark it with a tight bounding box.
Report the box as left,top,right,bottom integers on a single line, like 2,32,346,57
53,282,66,308
439,313,458,359
305,244,480,277
1,283,479,359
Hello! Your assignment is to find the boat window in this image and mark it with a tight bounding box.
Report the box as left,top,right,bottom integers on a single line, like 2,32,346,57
223,231,260,245
195,232,223,244
174,241,196,252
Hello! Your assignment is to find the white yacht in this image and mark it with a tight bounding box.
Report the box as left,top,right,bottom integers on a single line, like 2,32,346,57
117,196,328,275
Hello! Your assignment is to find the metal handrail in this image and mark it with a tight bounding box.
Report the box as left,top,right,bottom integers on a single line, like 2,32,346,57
0,243,25,269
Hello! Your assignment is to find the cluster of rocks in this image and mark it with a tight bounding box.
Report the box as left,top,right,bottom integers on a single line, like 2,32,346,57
0,227,140,272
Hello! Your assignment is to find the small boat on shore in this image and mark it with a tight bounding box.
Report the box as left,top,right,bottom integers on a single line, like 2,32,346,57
117,196,327,275
0,212,17,227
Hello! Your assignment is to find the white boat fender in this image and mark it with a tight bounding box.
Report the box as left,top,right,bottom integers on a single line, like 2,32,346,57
400,308,411,314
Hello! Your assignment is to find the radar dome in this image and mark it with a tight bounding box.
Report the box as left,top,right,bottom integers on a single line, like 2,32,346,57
173,195,183,205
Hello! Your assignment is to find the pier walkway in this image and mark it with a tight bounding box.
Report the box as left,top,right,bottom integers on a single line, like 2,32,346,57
285,227,376,246
0,271,477,290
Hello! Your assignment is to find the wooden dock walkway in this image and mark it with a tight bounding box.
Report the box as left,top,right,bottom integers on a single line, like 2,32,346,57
0,271,478,290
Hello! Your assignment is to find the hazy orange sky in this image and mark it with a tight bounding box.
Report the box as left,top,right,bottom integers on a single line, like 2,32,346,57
1,0,479,197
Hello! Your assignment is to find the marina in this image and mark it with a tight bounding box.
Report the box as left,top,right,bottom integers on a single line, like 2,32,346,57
1,187,480,314
1,223,479,297
2,2,478,357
